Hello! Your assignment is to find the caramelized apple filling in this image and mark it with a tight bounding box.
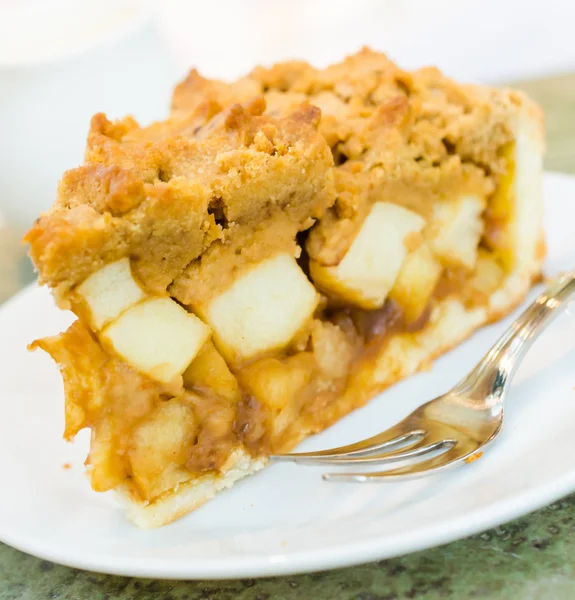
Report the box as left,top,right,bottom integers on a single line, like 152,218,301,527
34,171,512,504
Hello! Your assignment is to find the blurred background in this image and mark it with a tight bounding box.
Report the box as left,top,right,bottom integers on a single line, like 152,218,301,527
1,0,574,299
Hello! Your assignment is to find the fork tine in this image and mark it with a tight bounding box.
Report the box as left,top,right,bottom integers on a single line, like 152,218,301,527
291,439,451,466
271,429,426,461
322,440,459,481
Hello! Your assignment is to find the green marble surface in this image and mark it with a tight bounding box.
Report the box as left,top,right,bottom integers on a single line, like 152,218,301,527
2,497,575,599
1,73,575,599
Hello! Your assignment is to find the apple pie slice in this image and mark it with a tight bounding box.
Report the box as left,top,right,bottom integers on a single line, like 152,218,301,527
26,49,544,528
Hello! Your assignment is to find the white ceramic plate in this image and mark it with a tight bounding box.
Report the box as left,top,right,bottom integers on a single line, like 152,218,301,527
1,172,574,580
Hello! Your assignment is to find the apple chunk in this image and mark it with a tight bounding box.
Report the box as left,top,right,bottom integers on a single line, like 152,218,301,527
205,253,318,362
239,354,314,411
102,297,211,383
389,244,442,324
76,258,146,329
428,195,485,270
309,202,426,309
183,340,239,401
129,399,198,500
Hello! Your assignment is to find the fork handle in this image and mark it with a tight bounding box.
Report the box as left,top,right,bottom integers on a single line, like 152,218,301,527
458,272,575,394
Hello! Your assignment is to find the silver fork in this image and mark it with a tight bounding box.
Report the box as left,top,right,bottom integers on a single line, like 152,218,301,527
271,273,575,481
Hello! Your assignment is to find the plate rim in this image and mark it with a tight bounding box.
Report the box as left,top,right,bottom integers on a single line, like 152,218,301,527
2,466,575,580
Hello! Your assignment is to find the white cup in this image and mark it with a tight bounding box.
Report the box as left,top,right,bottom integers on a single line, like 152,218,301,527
0,0,176,231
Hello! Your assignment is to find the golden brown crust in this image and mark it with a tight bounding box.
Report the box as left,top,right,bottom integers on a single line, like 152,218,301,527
26,100,335,302
173,48,522,175
170,69,262,119
27,49,544,304
171,48,541,272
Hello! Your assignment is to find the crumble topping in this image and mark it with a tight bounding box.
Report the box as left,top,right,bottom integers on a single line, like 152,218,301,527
26,100,335,302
